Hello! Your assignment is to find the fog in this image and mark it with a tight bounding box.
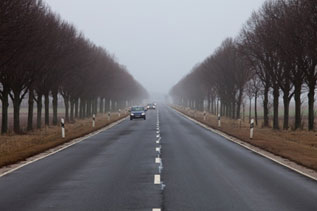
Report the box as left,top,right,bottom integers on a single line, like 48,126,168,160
44,0,265,95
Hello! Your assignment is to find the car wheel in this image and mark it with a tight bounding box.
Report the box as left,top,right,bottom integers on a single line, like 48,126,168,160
130,117,133,120
144,117,146,120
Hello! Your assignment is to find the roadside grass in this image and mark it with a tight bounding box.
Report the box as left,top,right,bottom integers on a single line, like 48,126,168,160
0,112,127,168
173,106,317,171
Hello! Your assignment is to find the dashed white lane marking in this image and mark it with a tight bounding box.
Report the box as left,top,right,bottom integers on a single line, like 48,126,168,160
156,147,160,153
0,116,128,178
154,174,161,184
156,131,160,134
155,158,161,163
156,134,160,138
152,209,161,211
156,140,160,144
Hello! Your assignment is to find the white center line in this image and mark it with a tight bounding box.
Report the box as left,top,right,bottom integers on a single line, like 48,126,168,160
155,158,161,163
154,174,161,184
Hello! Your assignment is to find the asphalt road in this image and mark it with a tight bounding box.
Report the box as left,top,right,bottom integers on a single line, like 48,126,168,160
0,104,316,211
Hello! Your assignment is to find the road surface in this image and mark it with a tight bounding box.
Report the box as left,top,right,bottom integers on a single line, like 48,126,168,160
0,104,316,210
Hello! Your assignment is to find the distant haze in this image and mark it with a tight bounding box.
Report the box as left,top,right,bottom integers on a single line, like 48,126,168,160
44,0,265,95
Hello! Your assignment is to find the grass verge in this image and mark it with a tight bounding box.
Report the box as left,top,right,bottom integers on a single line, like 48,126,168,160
173,105,317,171
0,112,127,168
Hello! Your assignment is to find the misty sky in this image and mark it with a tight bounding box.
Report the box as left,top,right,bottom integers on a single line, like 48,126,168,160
44,0,265,94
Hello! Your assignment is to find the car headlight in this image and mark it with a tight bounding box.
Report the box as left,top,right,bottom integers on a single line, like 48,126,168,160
131,113,134,116
142,112,145,115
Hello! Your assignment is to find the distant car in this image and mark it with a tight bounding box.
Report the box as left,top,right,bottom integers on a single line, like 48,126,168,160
130,106,146,120
147,103,156,110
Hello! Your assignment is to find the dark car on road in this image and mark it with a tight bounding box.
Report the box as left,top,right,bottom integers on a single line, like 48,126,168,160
147,103,156,110
130,106,146,120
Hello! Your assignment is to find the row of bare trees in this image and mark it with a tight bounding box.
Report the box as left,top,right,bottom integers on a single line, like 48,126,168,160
0,0,147,134
170,0,317,131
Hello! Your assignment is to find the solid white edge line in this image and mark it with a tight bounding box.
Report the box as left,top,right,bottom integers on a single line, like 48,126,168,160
172,107,317,182
154,174,161,184
152,209,161,211
0,116,128,178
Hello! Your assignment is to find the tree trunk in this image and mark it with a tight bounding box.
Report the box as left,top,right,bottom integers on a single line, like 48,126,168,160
75,98,79,118
216,99,219,116
294,82,302,130
79,98,82,118
242,103,245,122
12,92,21,133
104,99,108,113
211,97,214,114
236,89,243,119
273,83,279,130
79,98,84,119
307,84,315,131
27,88,34,131
207,95,211,113
52,90,58,126
283,92,290,130
249,97,252,123
87,99,91,117
70,98,74,122
36,94,42,129
44,92,49,126
1,88,9,134
263,84,269,127
63,95,69,122
99,97,104,113
94,98,98,114
254,93,258,126
82,99,86,118
232,101,236,119
114,101,117,111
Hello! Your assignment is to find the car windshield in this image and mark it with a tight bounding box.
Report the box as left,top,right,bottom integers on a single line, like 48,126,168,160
131,107,144,111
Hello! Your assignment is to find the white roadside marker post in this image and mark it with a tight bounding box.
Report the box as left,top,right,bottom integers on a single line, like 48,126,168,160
92,114,96,127
218,114,221,127
61,118,65,138
108,112,110,121
250,119,254,139
118,109,121,117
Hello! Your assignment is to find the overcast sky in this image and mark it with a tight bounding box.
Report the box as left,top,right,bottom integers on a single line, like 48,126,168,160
44,0,265,95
